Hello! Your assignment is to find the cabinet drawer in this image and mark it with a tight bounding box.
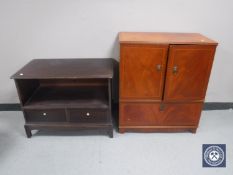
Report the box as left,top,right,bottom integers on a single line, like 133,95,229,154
24,109,66,122
120,103,203,126
69,109,108,123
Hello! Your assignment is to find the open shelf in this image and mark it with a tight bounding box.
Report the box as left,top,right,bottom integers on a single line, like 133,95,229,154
23,86,109,109
12,59,114,137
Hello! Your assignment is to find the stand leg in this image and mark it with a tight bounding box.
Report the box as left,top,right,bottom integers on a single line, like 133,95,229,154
108,127,113,138
24,125,32,138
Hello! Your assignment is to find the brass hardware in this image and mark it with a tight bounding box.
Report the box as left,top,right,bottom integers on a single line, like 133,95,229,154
156,64,162,71
159,104,165,111
173,66,178,74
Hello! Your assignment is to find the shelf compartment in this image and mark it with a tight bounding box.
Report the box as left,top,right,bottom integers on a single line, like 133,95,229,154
23,86,109,109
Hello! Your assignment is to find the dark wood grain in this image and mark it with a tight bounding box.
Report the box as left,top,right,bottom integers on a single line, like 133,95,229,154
11,58,114,138
25,122,113,138
11,58,114,79
14,79,40,105
69,109,108,123
24,109,66,122
23,86,109,109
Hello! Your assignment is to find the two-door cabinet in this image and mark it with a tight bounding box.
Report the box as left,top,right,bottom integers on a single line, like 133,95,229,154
119,32,218,133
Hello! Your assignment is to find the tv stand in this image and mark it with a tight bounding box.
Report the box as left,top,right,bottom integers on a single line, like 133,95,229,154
11,59,114,138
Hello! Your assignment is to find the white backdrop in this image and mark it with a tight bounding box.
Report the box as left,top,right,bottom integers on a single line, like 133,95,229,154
0,0,233,103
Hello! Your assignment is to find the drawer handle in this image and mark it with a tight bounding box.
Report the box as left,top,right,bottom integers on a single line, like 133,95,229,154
43,112,47,116
156,64,162,71
173,66,178,74
159,104,165,111
86,112,90,117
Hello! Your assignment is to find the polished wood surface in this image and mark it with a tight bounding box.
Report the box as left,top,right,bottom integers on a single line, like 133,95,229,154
119,32,218,45
119,32,217,133
164,45,216,101
11,58,113,79
120,44,168,99
119,127,197,134
120,102,203,126
12,59,114,138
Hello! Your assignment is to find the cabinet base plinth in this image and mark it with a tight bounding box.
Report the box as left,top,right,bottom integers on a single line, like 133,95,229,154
119,126,198,134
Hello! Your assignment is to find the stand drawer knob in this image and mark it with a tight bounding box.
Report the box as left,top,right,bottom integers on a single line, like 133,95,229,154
43,112,47,116
86,112,90,116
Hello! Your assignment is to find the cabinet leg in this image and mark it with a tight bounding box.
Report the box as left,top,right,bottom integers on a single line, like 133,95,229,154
119,128,125,134
24,125,32,138
108,128,113,138
190,128,197,134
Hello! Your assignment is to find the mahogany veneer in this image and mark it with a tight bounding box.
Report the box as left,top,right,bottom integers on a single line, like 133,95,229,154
119,32,218,133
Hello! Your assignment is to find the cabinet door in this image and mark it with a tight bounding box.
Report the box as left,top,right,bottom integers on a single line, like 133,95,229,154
164,45,216,101
120,44,168,100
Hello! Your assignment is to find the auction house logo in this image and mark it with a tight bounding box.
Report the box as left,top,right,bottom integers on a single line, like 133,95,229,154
202,144,226,167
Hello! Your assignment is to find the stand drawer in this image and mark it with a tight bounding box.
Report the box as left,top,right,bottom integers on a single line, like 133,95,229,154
69,109,108,123
24,109,66,122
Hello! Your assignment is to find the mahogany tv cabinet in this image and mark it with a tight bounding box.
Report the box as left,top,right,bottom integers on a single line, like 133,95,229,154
11,58,114,138
119,32,218,133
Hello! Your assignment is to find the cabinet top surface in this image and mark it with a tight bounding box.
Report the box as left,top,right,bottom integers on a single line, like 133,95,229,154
11,58,114,79
119,32,218,45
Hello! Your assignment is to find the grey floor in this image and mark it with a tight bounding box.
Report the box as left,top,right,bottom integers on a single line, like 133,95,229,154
0,110,232,175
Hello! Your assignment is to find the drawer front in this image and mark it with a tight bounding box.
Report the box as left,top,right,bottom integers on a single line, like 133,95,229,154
24,109,66,122
69,109,108,123
160,103,203,126
120,103,161,126
120,103,203,126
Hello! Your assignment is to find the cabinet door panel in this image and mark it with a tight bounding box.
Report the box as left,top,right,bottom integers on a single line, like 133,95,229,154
164,45,216,101
120,44,168,99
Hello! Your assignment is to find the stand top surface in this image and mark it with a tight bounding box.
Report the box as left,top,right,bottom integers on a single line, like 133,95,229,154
11,58,114,79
